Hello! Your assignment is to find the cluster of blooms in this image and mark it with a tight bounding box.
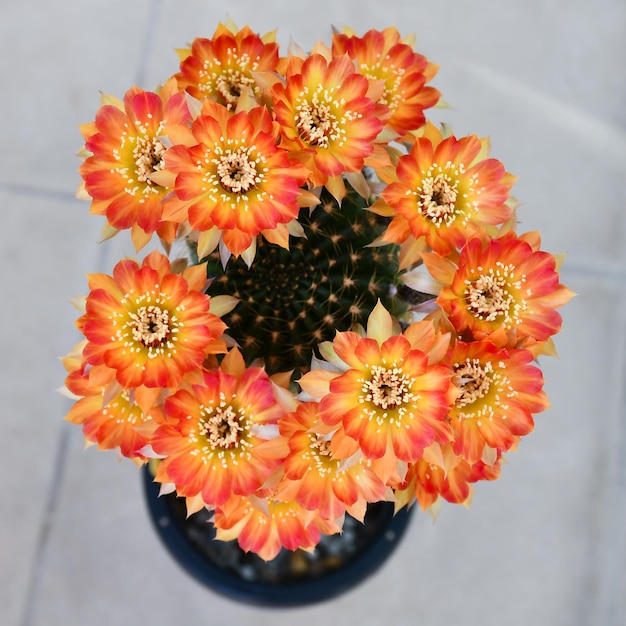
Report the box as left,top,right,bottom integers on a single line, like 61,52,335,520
62,22,573,560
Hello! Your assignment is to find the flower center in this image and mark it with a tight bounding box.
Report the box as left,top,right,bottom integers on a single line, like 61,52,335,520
215,69,255,107
200,403,244,449
216,147,259,194
360,63,404,110
309,434,333,457
451,357,517,422
304,433,338,477
133,135,166,184
295,87,344,148
454,358,492,408
466,274,511,321
464,263,526,326
419,172,459,226
362,364,415,410
128,305,171,348
102,389,149,425
199,52,259,108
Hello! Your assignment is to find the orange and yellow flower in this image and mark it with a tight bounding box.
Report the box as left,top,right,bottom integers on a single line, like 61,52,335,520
175,23,285,109
445,341,548,464
78,78,191,242
64,362,166,462
163,102,308,260
78,250,227,389
372,123,515,257
300,303,454,477
424,232,575,349
271,53,384,188
213,493,338,561
276,402,387,521
63,23,576,561
394,443,502,510
150,349,287,506
332,27,440,135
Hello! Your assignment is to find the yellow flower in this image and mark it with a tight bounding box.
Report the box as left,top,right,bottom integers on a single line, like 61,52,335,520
425,232,575,349
277,402,387,521
446,341,549,464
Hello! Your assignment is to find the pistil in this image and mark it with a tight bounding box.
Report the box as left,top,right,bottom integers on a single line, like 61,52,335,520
215,70,255,107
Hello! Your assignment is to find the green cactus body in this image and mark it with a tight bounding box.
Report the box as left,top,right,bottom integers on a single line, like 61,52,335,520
203,185,406,374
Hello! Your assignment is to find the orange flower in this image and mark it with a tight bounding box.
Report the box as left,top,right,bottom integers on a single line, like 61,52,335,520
78,250,227,389
395,443,502,510
299,303,454,474
373,123,515,257
332,27,440,134
64,363,165,462
425,232,575,348
78,78,191,239
175,23,284,109
276,402,387,521
213,493,337,561
163,102,308,259
271,53,384,187
150,349,287,506
446,341,548,464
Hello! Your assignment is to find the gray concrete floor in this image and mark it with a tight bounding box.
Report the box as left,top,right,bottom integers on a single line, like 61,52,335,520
1,1,625,625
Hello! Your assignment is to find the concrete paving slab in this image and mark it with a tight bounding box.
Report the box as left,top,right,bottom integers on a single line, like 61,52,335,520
0,190,101,626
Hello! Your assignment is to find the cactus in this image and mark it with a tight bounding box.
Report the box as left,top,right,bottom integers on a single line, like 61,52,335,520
202,184,406,374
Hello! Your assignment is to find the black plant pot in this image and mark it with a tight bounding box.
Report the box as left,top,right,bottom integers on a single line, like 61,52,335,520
142,465,415,607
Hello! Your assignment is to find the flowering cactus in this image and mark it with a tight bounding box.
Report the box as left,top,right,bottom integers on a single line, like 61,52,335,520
63,21,573,560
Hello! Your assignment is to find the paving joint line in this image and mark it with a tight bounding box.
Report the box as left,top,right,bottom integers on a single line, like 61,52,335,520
0,182,78,203
19,423,72,626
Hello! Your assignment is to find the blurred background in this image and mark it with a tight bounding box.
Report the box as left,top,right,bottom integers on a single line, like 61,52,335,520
1,1,624,624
